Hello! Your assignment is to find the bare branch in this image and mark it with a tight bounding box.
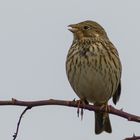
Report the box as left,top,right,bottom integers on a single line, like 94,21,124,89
0,98,140,122
0,99,140,122
0,98,140,140
124,134,140,140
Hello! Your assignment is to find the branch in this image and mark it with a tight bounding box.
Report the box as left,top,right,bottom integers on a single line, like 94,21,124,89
0,98,140,140
0,98,140,122
124,134,140,140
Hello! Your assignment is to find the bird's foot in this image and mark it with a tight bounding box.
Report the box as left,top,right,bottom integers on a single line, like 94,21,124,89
76,100,83,120
100,104,110,113
74,99,88,120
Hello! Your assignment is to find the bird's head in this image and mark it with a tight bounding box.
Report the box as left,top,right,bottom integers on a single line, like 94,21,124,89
68,20,108,41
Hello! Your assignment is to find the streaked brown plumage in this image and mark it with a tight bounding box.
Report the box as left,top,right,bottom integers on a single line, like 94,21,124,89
66,20,122,134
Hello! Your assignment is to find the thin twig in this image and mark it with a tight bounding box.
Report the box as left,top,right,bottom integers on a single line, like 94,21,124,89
13,106,31,140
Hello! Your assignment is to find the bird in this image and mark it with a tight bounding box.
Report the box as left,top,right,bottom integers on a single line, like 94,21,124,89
65,20,122,134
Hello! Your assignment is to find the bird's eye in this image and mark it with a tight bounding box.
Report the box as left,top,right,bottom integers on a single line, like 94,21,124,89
83,25,90,30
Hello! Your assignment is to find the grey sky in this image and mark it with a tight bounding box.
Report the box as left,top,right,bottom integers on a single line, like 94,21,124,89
0,0,140,140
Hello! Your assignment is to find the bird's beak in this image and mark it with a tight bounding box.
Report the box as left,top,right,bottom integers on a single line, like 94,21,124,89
68,24,78,33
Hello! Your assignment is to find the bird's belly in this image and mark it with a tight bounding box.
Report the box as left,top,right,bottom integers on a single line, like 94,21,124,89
72,67,111,104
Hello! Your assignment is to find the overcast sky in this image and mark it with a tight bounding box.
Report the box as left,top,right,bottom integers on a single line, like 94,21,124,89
0,0,140,140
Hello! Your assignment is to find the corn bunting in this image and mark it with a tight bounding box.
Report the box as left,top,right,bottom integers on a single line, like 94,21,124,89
66,20,122,134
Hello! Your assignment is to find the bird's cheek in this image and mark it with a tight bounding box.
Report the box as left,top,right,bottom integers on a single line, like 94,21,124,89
76,31,84,40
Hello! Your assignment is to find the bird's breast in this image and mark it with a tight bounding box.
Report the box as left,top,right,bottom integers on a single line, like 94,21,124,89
66,41,121,104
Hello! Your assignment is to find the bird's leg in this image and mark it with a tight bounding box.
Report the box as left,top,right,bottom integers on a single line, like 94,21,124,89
80,106,84,120
100,103,110,113
75,99,88,120
76,100,83,118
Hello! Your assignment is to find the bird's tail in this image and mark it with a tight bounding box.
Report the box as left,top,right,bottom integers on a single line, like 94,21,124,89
95,111,112,134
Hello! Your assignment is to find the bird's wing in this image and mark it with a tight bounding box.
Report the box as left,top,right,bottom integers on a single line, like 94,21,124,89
112,81,121,105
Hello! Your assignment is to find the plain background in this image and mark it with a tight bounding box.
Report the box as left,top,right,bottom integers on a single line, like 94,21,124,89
0,0,140,140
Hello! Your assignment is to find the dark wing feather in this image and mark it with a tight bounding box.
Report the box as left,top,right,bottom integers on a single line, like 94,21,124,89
113,81,121,105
